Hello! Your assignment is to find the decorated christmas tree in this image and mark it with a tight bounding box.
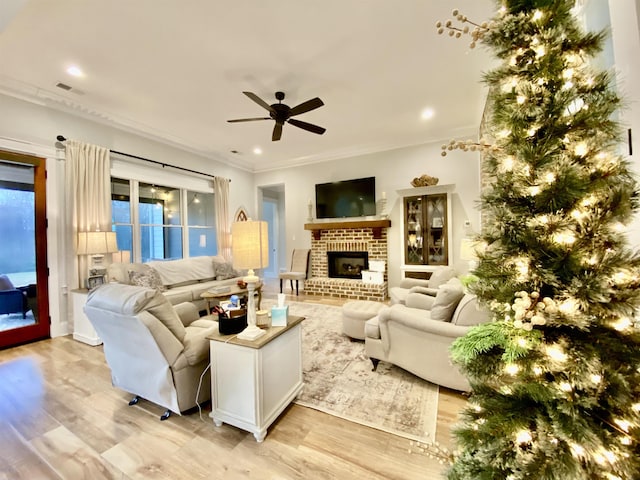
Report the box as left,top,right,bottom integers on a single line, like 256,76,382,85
437,1,640,479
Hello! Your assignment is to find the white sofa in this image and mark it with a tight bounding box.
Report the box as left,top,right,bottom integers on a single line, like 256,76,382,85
108,255,244,311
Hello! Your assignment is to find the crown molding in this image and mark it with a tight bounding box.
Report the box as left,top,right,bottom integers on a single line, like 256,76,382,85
0,76,256,172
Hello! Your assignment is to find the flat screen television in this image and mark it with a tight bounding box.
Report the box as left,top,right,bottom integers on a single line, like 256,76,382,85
315,177,376,219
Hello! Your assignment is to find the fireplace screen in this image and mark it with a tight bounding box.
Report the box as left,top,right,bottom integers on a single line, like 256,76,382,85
327,251,369,279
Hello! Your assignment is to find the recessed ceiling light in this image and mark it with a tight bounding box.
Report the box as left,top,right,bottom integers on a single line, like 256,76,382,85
66,65,84,77
421,108,435,120
253,147,262,155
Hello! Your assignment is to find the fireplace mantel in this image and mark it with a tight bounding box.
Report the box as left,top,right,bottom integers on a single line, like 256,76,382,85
304,219,391,240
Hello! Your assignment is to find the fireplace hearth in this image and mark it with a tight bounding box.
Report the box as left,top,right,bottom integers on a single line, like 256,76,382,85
328,251,369,279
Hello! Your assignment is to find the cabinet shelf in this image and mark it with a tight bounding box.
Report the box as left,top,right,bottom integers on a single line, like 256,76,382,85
401,188,452,268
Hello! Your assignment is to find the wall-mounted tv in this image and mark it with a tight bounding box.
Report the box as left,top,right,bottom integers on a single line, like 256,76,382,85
315,177,376,219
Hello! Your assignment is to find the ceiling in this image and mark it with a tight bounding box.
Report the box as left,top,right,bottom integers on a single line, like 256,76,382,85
0,0,496,172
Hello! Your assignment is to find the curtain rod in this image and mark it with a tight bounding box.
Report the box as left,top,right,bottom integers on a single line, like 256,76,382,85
56,135,219,180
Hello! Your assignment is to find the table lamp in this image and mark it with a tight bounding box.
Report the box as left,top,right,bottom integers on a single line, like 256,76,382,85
232,220,269,340
77,230,119,276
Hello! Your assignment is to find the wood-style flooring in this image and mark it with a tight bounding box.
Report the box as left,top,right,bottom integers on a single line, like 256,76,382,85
0,280,467,479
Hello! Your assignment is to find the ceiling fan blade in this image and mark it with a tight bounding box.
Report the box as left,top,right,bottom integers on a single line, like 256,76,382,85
288,97,324,117
272,122,283,141
227,117,271,123
243,91,275,113
287,118,326,135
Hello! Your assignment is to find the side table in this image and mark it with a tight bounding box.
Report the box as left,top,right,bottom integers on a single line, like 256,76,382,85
71,288,102,346
207,315,304,442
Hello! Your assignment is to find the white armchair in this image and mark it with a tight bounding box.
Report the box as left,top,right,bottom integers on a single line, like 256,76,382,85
365,285,490,392
389,266,456,305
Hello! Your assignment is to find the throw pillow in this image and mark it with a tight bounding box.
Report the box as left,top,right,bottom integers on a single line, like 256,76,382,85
129,267,166,292
430,285,465,322
0,274,15,291
215,262,242,280
428,266,456,288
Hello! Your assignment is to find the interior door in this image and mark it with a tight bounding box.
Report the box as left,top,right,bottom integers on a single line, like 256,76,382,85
0,150,49,348
262,198,278,278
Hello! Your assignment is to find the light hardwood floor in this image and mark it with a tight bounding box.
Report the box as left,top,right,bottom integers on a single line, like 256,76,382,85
0,280,467,479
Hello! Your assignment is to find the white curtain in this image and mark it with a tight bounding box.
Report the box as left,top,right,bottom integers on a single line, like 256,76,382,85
65,140,111,289
214,176,232,261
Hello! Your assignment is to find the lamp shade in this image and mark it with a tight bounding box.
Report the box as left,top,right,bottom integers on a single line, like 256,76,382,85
77,231,119,255
231,220,269,271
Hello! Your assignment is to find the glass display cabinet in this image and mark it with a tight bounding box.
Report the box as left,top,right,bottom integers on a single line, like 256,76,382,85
399,185,453,272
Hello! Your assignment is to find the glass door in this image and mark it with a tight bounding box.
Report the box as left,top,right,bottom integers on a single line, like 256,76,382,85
0,151,49,348
425,194,448,265
403,193,449,267
404,196,424,264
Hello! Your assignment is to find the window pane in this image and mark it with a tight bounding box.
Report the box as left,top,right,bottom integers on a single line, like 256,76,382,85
188,227,217,257
140,226,182,262
111,178,131,223
187,191,214,227
114,225,132,254
0,177,35,284
139,183,181,225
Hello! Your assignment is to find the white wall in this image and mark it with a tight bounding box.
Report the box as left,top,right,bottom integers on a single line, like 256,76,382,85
0,93,255,338
254,141,483,285
607,0,640,247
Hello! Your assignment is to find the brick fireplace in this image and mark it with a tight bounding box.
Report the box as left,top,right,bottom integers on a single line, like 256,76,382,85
303,220,390,301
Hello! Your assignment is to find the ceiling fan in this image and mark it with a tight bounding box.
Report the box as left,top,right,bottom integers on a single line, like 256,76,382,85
227,91,326,141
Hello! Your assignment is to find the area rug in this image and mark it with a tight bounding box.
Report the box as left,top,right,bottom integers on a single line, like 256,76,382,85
262,300,439,443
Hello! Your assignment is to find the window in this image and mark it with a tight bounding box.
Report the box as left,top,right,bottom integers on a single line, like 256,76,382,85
187,191,216,257
111,178,133,258
139,182,182,261
0,167,36,284
111,178,216,262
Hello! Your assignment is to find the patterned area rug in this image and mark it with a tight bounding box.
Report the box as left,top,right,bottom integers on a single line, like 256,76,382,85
264,300,439,443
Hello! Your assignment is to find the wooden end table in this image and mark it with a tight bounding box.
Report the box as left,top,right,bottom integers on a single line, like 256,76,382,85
207,315,304,442
200,282,262,314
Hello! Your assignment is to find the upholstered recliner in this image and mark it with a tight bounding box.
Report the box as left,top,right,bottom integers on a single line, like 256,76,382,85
279,249,311,295
388,266,456,305
365,284,491,392
84,283,218,419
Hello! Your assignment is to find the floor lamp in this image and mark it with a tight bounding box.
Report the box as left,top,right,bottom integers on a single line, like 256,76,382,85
232,220,269,340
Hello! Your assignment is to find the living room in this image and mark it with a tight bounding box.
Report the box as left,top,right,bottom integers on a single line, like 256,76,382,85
1,0,640,478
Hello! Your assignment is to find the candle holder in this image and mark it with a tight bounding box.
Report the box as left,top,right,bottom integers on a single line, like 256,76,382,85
378,197,388,219
307,202,314,222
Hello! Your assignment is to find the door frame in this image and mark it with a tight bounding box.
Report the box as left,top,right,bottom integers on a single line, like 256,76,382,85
262,196,279,278
0,150,50,348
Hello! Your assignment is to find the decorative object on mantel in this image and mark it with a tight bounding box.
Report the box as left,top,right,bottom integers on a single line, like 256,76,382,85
377,191,388,219
307,199,313,223
411,174,439,187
